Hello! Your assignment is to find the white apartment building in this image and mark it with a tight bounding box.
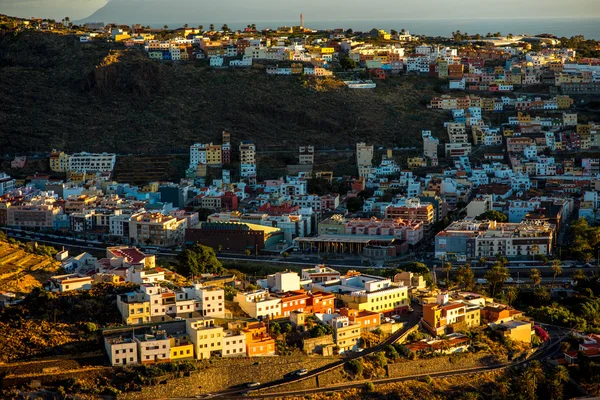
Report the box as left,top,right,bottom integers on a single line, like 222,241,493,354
222,330,246,357
190,143,207,168
234,289,282,319
68,152,116,172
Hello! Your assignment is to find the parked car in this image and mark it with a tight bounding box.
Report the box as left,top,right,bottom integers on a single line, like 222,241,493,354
477,278,488,284
295,368,308,376
392,314,402,320
247,382,260,388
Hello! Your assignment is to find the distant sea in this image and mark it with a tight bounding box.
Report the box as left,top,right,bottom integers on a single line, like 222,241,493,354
149,17,600,40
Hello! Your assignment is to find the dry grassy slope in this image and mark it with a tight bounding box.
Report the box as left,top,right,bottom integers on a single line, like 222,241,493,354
0,241,60,294
0,31,447,155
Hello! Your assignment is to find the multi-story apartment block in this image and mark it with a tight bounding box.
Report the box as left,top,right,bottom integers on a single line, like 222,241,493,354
314,274,409,316
206,143,222,166
317,216,424,245
330,316,361,352
105,336,138,366
422,296,481,335
6,203,62,229
186,317,224,359
221,130,231,165
135,331,171,364
234,289,282,319
435,219,555,260
384,199,435,225
356,142,374,178
422,131,439,166
222,330,246,357
117,292,151,325
299,145,315,165
301,265,341,284
128,212,186,247
190,143,207,168
64,152,116,172
0,173,16,195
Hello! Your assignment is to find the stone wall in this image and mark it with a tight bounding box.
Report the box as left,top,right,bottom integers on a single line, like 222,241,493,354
387,352,500,378
120,355,339,400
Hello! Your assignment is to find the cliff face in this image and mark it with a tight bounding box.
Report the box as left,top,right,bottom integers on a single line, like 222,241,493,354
0,31,447,155
82,50,161,96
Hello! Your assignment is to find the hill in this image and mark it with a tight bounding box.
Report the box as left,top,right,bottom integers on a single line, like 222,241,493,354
0,30,447,155
0,239,61,295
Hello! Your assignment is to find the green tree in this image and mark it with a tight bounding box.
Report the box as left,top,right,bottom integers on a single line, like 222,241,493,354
209,23,214,31
198,25,203,31
346,359,364,376
176,244,224,278
401,262,430,277
547,365,569,400
245,249,252,257
340,56,357,70
282,252,290,260
221,24,229,32
476,210,508,222
550,259,563,289
530,268,542,288
184,23,189,29
505,286,518,306
485,263,509,297
523,361,545,399
456,263,475,290
164,25,169,30
573,269,586,284
347,196,364,212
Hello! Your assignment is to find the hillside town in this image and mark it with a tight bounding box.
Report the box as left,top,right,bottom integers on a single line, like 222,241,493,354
1,11,600,400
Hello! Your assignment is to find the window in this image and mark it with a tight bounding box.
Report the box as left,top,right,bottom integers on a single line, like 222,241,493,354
130,349,133,353
130,357,134,362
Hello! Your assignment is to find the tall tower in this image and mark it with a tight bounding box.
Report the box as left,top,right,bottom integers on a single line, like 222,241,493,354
300,13,304,27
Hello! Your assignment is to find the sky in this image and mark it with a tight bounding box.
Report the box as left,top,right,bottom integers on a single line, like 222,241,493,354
1,0,599,22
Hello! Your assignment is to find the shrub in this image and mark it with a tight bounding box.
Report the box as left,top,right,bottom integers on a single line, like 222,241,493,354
346,359,364,376
364,382,375,392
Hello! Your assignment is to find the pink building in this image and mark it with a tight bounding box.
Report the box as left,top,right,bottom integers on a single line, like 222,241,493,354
343,217,424,245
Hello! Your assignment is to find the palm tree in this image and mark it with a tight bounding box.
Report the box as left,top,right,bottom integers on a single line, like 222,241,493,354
573,269,586,284
550,259,563,289
505,286,518,306
530,268,542,288
442,262,452,288
209,23,214,31
164,25,169,30
547,365,569,400
530,243,540,261
485,263,509,297
524,361,545,398
222,24,229,32
198,25,204,31
479,257,487,268
251,23,256,30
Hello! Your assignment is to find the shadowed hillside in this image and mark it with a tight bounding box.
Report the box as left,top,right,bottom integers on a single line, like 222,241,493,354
0,31,447,155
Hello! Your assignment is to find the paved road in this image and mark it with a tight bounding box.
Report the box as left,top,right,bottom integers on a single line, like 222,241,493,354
188,323,569,399
191,312,422,399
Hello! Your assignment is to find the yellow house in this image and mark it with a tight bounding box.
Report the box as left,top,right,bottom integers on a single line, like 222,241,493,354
186,317,224,359
206,144,222,165
517,112,531,125
503,128,515,137
556,95,573,109
497,320,533,343
407,157,426,169
50,150,70,172
341,286,409,315
117,293,151,325
114,33,131,42
321,47,335,54
510,74,522,85
169,333,194,361
577,124,591,135
141,182,159,192
377,30,391,40
67,171,87,184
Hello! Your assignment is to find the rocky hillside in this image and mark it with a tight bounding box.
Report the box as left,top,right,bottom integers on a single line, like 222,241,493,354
0,31,447,155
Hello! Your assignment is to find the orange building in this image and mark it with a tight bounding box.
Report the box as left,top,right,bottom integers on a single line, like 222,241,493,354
275,290,310,317
243,322,276,356
339,308,381,329
306,291,336,314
